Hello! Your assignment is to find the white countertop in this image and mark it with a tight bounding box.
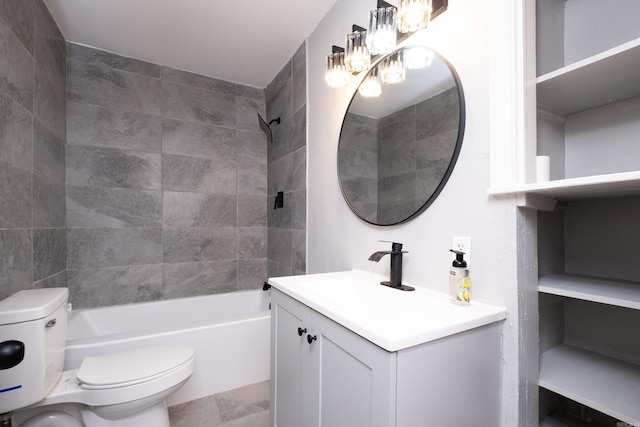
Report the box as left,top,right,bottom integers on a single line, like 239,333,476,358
268,270,507,352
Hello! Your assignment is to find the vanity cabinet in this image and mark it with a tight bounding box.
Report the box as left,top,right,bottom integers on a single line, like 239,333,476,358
270,287,503,427
270,289,395,427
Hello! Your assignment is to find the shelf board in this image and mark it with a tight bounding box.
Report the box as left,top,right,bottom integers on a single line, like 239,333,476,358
487,170,640,200
539,345,640,425
537,38,640,115
539,274,640,310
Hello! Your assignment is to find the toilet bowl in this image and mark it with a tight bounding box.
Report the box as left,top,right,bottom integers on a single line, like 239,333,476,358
0,288,195,427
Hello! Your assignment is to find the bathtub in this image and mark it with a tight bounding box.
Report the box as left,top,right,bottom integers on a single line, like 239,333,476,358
64,290,271,406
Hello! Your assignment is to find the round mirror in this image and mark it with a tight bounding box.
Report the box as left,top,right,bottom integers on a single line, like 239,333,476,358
337,46,465,226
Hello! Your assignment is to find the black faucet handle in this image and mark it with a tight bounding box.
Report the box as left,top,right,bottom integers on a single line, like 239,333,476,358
378,240,407,253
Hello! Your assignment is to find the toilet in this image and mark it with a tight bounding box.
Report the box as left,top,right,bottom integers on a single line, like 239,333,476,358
0,288,195,426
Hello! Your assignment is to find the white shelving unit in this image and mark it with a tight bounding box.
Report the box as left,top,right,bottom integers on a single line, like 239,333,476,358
537,38,640,115
540,345,640,426
487,170,640,200
512,2,640,425
539,274,640,310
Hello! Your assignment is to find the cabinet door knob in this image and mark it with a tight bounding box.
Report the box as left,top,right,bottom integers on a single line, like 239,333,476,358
297,327,307,336
307,334,317,344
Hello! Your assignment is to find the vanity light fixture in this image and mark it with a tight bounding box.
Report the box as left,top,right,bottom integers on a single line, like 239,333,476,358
367,3,397,55
398,0,432,33
358,67,382,98
325,46,349,88
324,0,447,88
380,50,406,85
345,25,371,73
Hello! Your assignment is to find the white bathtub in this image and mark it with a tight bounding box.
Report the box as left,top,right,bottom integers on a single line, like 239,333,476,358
64,290,271,406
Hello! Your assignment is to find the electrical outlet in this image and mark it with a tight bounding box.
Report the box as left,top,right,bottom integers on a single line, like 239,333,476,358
452,236,471,267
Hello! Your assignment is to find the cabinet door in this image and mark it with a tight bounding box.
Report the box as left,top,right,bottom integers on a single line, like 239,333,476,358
309,312,396,427
271,290,312,427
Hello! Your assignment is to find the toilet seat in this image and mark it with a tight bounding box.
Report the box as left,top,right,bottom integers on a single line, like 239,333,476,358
38,345,196,408
77,345,194,389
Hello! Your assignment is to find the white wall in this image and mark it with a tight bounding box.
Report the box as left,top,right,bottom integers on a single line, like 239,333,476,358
306,0,527,425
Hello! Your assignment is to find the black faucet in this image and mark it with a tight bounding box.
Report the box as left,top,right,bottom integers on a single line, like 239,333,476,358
368,242,415,291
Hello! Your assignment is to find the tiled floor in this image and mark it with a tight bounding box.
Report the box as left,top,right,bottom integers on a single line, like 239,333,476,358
169,381,270,427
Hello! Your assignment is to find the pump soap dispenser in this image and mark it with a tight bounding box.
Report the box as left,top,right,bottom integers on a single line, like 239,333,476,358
449,249,470,306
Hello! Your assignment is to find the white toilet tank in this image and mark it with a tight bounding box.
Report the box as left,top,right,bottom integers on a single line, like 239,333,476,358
0,288,69,414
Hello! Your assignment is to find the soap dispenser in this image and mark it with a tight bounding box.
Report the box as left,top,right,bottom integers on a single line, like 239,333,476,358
449,249,470,306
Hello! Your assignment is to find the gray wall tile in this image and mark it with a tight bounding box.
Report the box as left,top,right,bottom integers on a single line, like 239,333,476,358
67,59,163,116
67,227,162,269
237,95,265,133
238,258,268,290
292,229,306,273
66,43,161,78
0,0,66,300
238,195,267,227
162,260,237,298
67,264,163,309
163,192,237,228
163,228,237,264
34,0,63,42
33,119,64,183
34,269,66,289
162,154,236,194
0,159,31,228
0,0,34,55
291,189,306,231
238,130,267,196
161,66,236,95
0,229,32,299
66,145,161,190
0,16,33,111
33,174,65,228
266,42,307,278
0,90,32,170
59,44,275,307
162,118,237,160
34,65,66,139
66,102,161,152
238,227,267,259
34,26,65,92
267,227,292,272
292,42,306,115
66,186,162,228
33,227,65,281
162,81,236,127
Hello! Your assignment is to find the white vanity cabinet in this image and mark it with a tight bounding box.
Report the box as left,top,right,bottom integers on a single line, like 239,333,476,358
271,289,395,427
268,272,506,427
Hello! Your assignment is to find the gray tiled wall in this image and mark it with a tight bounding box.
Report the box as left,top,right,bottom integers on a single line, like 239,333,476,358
0,0,67,299
378,86,458,223
66,43,269,309
267,42,307,278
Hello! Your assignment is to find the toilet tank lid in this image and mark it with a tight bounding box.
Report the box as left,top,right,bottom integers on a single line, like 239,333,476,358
0,288,68,325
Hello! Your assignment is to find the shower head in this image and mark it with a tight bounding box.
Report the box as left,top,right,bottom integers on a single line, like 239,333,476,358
257,114,280,143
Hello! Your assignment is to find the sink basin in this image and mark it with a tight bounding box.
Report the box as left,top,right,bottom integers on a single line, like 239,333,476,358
268,269,506,352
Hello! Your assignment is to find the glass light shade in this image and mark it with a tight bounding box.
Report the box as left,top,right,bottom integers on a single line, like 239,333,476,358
398,0,432,33
404,46,435,69
325,51,349,88
367,6,397,55
358,69,382,98
345,31,370,73
380,52,405,85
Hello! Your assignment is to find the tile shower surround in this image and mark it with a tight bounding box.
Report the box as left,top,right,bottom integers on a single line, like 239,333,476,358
0,2,307,309
266,43,307,278
65,43,272,309
0,0,67,298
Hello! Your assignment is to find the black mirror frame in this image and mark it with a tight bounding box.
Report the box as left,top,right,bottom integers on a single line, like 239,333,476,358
337,46,466,226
